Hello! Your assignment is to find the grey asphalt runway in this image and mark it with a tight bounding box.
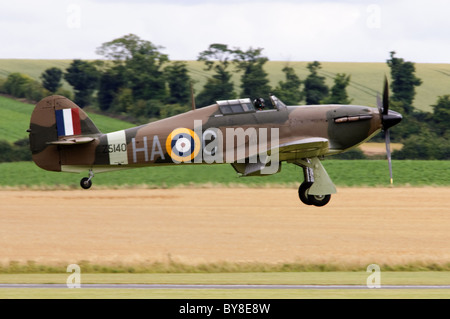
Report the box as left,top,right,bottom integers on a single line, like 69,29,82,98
1,284,450,289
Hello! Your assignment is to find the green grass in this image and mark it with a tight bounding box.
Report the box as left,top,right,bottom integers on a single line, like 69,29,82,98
0,59,73,91
4,260,450,274
1,272,449,298
2,272,450,285
2,288,449,299
1,160,449,189
1,59,450,112
0,96,34,142
0,59,72,80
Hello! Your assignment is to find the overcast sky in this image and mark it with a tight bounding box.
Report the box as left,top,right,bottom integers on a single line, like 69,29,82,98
2,0,450,63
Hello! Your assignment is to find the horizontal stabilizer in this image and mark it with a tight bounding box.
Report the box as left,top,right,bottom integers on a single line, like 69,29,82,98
47,136,95,145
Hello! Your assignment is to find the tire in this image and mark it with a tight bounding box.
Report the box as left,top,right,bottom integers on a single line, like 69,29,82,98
80,177,92,189
308,194,331,207
298,182,313,205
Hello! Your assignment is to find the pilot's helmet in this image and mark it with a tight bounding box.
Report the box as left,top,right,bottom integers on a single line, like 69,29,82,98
254,98,265,108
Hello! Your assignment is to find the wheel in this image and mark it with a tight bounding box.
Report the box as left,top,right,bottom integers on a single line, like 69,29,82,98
298,182,313,205
80,177,92,189
298,182,331,207
308,193,331,207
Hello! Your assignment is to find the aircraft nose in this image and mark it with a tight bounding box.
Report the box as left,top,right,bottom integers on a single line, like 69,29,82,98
382,110,402,130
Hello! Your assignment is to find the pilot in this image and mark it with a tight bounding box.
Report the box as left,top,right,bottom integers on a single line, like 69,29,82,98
254,98,265,111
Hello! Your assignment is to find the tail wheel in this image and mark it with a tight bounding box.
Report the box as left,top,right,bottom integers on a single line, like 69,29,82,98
80,177,92,189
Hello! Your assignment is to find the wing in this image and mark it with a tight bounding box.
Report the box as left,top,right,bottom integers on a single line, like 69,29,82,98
272,137,329,160
232,137,329,176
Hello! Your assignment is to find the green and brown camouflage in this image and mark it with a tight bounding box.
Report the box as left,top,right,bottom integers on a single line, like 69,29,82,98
28,91,402,206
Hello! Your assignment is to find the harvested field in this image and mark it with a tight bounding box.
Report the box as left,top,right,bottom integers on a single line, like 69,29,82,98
0,187,449,268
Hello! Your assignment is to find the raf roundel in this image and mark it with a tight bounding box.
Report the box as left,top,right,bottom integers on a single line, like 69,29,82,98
165,128,201,163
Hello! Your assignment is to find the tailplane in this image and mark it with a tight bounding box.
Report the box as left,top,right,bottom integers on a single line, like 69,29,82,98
28,95,101,171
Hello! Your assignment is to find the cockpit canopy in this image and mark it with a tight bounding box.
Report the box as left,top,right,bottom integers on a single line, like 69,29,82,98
217,98,255,115
217,95,286,115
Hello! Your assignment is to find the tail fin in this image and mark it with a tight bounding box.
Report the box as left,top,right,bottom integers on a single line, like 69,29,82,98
28,95,101,171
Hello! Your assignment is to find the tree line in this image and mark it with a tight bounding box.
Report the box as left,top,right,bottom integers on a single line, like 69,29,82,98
0,34,449,160
0,34,353,122
386,51,450,160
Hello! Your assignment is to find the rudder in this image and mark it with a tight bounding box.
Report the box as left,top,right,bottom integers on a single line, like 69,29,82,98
28,95,101,172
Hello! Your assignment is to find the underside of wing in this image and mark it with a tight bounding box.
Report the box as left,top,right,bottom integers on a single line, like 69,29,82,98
273,137,329,161
231,137,329,176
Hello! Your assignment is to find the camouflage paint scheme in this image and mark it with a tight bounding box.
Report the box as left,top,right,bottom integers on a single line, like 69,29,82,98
28,94,402,206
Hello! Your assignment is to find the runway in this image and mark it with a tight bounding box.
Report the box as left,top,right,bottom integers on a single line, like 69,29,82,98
1,284,450,289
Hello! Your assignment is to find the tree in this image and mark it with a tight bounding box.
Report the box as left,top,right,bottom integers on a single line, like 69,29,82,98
126,52,168,101
303,61,329,105
431,95,450,136
0,139,31,162
196,44,236,107
233,47,271,101
272,66,303,105
3,73,33,98
164,61,191,105
97,64,126,111
96,34,168,102
40,67,63,93
322,73,352,104
64,60,100,108
198,43,234,73
393,129,450,160
386,51,422,114
3,72,46,101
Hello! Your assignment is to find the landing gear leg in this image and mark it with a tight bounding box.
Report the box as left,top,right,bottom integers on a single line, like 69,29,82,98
80,169,94,189
294,158,335,207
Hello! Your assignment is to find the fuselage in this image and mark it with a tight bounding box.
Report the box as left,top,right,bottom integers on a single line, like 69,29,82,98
57,102,385,173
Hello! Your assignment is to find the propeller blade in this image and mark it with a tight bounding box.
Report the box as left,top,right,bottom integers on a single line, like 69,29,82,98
376,93,383,116
385,129,393,185
377,77,400,185
383,76,389,115
190,81,196,111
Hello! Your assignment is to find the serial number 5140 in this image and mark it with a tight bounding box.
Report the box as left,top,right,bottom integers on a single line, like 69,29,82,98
104,143,127,153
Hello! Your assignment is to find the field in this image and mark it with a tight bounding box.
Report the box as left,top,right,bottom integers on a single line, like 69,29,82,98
2,187,449,266
1,59,450,112
1,159,449,189
1,187,450,299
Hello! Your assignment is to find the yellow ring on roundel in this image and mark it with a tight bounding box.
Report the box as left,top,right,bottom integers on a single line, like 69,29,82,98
165,128,201,162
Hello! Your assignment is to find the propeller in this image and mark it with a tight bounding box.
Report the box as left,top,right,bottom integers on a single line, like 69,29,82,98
377,77,402,185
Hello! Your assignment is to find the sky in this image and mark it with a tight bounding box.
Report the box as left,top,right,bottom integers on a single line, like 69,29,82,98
2,0,450,63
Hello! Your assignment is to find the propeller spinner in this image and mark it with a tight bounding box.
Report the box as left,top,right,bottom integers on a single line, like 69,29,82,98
377,77,403,184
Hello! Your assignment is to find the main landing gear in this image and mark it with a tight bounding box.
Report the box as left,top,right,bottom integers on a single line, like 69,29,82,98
298,181,331,207
293,157,336,207
80,169,94,189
